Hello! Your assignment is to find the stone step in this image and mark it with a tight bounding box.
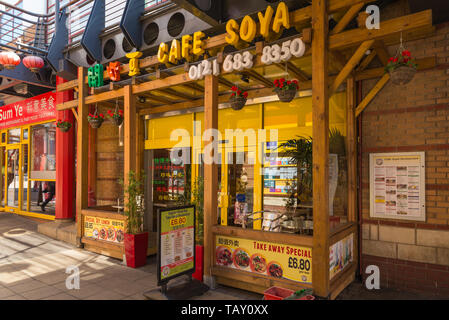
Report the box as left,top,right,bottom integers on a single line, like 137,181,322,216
37,220,77,246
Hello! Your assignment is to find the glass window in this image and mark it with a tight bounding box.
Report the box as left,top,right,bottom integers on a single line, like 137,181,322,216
29,181,56,215
8,128,20,144
23,128,28,141
31,123,56,180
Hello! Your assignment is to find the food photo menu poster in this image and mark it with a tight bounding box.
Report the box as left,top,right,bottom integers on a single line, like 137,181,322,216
84,216,125,243
370,152,425,221
215,235,312,284
158,206,195,283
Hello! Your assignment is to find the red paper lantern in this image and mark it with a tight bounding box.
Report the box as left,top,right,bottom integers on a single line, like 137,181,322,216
0,51,20,69
23,55,45,73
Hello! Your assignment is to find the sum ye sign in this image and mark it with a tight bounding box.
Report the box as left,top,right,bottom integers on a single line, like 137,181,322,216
157,1,292,65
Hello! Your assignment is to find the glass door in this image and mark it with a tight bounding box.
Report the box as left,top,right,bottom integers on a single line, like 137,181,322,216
0,147,5,208
6,146,20,212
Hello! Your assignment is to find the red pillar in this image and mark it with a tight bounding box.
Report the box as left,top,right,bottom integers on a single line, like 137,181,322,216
55,76,75,220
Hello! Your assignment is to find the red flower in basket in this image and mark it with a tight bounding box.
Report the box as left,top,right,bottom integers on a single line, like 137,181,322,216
385,50,417,73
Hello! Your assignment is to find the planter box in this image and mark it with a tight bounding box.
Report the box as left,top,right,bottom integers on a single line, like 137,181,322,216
124,232,148,268
192,244,204,282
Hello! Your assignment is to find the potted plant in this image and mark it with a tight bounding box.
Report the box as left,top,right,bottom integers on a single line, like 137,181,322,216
121,170,148,268
385,49,417,85
107,108,124,126
56,120,72,132
229,86,248,110
87,112,105,129
274,78,298,102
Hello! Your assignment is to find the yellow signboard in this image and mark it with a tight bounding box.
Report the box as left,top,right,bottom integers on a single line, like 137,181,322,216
215,235,312,284
84,215,125,244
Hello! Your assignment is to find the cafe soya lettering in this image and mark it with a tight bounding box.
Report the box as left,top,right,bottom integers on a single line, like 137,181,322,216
86,2,304,88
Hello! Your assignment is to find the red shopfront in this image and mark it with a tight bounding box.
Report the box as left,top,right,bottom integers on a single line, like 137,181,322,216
0,92,59,220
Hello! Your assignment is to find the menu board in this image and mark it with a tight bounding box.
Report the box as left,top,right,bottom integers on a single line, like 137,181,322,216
215,235,312,284
157,206,195,285
329,233,353,279
83,215,125,244
370,152,425,221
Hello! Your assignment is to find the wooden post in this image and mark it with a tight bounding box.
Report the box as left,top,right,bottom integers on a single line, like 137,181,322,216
346,77,357,223
124,85,136,187
312,0,330,298
76,67,89,247
203,75,218,286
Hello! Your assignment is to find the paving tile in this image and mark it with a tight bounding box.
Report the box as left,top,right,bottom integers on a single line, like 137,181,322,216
2,295,27,300
42,293,79,300
52,283,105,299
33,270,71,285
9,279,48,294
122,293,146,300
0,286,16,299
21,285,62,300
83,290,127,300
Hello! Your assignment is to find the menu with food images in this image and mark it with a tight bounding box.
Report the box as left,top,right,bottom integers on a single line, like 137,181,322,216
215,235,312,284
370,152,425,221
158,206,195,284
83,216,125,244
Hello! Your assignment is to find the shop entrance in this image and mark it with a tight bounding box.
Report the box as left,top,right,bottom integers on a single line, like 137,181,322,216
1,122,56,220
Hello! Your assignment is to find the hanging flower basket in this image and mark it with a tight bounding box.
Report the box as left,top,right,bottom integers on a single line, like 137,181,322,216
385,50,417,85
107,109,124,126
274,78,298,103
56,120,72,132
229,86,248,110
88,113,105,129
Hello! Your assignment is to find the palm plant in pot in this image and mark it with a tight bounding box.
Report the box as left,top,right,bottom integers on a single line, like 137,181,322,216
121,170,148,268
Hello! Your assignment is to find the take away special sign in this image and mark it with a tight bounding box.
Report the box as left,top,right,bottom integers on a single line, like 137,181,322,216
216,235,312,284
84,215,125,244
0,92,56,130
157,205,195,285
370,152,425,221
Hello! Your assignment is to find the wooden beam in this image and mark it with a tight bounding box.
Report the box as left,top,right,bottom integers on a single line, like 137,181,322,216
242,70,272,87
329,10,432,50
71,108,78,122
331,40,374,94
203,75,218,286
124,85,136,188
356,48,377,71
355,73,390,117
312,0,330,298
346,77,357,223
76,67,88,246
275,61,309,81
372,40,390,65
331,3,364,34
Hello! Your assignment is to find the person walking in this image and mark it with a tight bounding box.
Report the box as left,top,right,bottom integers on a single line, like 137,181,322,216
41,181,55,212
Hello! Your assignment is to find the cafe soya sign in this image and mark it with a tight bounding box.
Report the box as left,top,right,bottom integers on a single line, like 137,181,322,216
87,2,306,88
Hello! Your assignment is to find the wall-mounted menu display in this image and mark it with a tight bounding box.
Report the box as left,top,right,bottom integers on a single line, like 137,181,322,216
370,152,425,221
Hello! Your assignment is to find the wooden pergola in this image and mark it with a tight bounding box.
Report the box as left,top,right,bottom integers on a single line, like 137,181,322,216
57,0,434,298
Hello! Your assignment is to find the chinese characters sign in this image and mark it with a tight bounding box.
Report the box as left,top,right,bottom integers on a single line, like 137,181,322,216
0,92,56,130
370,152,425,221
215,235,312,284
84,215,125,244
157,206,195,285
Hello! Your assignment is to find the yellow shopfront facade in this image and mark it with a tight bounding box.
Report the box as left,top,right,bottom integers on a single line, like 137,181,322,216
0,92,57,220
